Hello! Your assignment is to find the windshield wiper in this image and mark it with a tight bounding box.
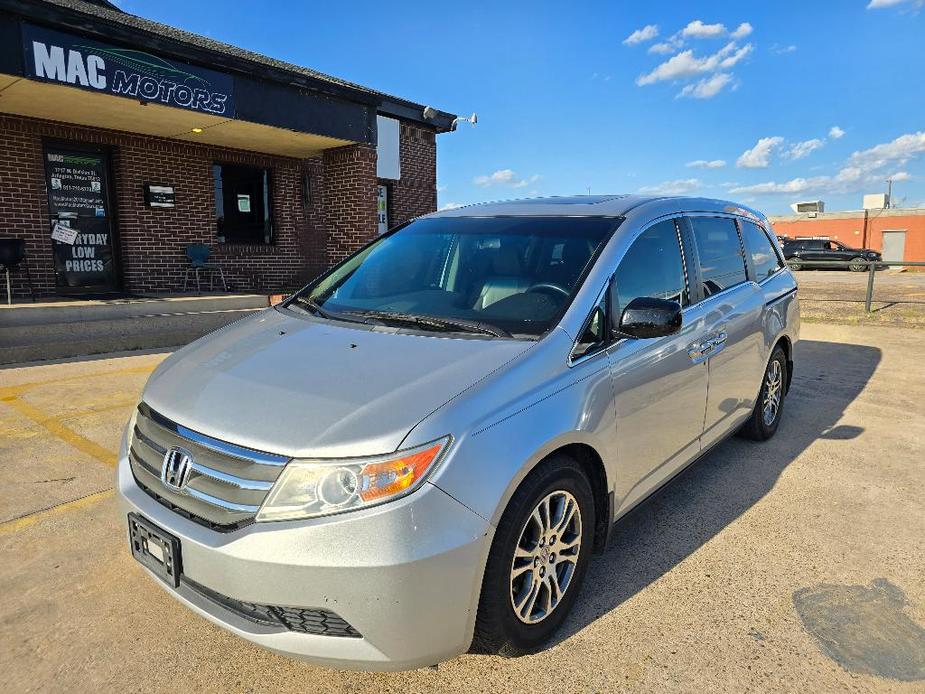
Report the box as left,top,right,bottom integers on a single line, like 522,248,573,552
345,310,511,338
289,296,368,324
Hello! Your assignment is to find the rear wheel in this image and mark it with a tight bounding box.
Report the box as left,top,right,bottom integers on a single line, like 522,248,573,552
849,256,867,272
471,455,595,656
787,259,803,271
739,346,788,441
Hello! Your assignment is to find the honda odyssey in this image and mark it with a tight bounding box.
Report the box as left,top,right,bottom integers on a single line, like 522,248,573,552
117,195,799,671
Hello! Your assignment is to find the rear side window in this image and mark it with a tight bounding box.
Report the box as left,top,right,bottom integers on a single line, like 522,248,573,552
689,217,747,298
741,220,784,282
613,218,688,314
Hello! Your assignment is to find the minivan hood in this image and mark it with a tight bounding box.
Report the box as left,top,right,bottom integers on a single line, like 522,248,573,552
142,308,533,458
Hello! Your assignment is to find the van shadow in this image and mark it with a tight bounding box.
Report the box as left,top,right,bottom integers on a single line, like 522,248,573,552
550,338,882,647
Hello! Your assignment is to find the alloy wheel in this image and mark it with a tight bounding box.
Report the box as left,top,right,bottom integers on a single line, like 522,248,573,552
762,359,783,426
509,490,582,625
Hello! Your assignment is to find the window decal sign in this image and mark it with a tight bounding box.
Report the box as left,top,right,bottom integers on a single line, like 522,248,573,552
51,222,78,245
22,24,235,117
377,185,389,235
44,148,119,291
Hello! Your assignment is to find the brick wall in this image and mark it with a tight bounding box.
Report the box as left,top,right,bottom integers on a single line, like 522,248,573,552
0,113,439,299
322,143,378,267
770,210,925,262
382,122,437,229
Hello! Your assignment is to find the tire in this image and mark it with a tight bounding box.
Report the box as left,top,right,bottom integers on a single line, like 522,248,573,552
849,257,867,272
471,454,595,657
739,346,788,441
787,259,802,271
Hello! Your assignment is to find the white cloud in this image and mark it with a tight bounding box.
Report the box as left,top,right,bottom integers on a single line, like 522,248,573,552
638,178,702,195
736,136,784,168
624,24,659,45
473,169,541,189
512,174,541,189
730,22,753,39
687,159,727,169
784,138,825,160
637,41,752,85
648,41,678,55
771,43,798,54
681,20,727,38
848,131,925,170
678,72,734,98
436,184,447,193
474,169,514,186
867,0,924,9
829,125,846,139
728,131,925,196
730,166,862,195
439,202,464,210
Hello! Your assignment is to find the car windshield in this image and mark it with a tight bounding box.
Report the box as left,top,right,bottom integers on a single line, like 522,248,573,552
289,216,619,337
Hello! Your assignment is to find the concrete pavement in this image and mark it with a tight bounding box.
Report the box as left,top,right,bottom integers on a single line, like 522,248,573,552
1,323,923,692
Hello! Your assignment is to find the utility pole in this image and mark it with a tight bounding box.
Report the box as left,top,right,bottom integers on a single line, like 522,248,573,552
886,177,893,208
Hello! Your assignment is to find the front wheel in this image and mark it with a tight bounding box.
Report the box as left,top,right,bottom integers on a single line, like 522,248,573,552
739,346,788,441
849,257,867,272
787,259,803,271
471,455,595,656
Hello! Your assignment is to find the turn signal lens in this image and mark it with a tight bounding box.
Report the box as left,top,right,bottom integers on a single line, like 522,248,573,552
255,437,450,522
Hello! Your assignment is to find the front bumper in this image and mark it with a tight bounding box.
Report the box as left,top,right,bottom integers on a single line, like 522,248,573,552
116,451,493,671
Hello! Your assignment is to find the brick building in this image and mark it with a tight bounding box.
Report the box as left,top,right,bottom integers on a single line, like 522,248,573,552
0,0,455,299
768,206,925,264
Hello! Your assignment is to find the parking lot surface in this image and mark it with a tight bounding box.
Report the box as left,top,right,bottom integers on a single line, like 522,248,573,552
796,270,925,327
1,323,924,693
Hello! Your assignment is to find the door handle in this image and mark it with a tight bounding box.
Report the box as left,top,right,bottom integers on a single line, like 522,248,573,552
688,341,713,361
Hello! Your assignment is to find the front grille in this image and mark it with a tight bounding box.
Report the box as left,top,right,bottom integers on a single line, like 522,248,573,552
129,402,289,530
183,578,362,638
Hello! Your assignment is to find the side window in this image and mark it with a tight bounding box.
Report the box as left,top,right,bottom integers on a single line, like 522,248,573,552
742,220,784,282
613,218,688,315
689,216,747,298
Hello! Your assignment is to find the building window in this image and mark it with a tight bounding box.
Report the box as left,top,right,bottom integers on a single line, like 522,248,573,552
212,163,273,244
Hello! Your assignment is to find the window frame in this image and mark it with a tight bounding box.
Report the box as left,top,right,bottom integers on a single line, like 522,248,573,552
570,214,691,364
681,213,750,304
212,161,275,245
739,217,786,284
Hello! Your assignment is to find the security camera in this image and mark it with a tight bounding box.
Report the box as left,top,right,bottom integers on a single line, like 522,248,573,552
422,106,438,120
450,112,478,131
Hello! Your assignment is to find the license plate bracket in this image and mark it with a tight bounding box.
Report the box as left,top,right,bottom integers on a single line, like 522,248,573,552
128,513,182,587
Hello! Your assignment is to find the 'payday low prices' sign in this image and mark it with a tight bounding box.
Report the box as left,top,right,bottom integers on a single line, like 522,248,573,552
22,24,234,116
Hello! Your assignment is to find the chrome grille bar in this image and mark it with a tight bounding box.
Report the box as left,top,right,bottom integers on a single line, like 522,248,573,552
141,403,289,466
189,462,274,492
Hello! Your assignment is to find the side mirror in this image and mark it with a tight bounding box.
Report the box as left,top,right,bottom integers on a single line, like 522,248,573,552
616,296,682,339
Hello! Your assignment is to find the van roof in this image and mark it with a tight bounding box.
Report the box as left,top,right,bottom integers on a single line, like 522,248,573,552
426,195,767,221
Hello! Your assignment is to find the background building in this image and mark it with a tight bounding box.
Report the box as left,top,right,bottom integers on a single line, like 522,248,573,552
768,197,925,264
0,0,455,299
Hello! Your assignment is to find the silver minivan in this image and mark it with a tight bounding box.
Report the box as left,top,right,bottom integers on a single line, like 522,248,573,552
118,195,798,671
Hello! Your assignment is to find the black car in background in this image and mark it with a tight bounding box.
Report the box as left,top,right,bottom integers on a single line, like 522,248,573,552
782,238,882,271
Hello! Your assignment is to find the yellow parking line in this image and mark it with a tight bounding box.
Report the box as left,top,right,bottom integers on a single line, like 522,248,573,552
0,489,114,536
57,399,139,422
1,395,117,467
0,364,157,399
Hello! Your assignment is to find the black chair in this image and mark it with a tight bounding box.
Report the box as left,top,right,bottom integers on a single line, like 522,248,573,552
0,238,36,304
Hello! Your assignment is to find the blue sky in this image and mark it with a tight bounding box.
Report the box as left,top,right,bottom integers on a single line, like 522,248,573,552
115,0,925,215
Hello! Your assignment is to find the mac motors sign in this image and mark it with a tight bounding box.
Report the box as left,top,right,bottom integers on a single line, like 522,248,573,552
22,24,235,116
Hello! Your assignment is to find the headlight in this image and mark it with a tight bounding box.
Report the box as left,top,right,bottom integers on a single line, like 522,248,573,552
255,436,451,522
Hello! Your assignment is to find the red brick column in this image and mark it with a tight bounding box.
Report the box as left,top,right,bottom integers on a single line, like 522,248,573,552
322,143,378,265
387,123,437,227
